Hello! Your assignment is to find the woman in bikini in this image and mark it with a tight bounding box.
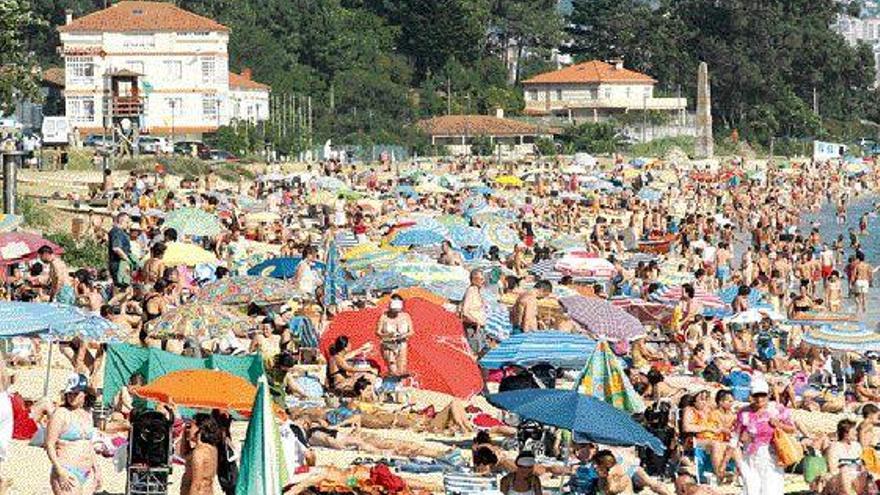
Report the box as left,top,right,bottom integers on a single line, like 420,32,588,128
45,373,101,495
326,336,375,394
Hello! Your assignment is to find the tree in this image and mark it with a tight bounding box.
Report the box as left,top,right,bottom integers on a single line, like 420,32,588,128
490,0,565,83
559,122,626,153
0,0,41,112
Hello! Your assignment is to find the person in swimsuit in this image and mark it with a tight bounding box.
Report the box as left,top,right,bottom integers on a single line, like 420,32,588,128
45,373,101,495
326,336,375,394
501,451,543,495
179,414,220,495
376,295,413,376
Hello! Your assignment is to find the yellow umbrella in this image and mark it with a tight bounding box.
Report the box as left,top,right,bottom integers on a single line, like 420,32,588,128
622,168,640,179
162,241,219,266
495,175,524,188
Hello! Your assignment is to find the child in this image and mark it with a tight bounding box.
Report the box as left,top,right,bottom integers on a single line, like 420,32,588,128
826,271,843,313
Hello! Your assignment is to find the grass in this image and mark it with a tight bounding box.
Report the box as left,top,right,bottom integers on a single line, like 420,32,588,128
115,156,255,183
45,232,107,269
630,136,696,157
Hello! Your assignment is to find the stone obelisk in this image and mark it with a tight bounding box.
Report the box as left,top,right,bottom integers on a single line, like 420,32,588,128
695,62,714,159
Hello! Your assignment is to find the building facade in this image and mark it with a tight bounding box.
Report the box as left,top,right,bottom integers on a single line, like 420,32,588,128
522,60,687,124
416,113,551,157
58,1,269,139
833,14,880,86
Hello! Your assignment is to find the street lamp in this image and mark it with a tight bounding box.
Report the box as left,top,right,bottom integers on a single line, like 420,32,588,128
169,99,176,147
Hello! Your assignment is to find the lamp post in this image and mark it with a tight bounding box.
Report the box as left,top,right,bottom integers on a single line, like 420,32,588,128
169,99,176,148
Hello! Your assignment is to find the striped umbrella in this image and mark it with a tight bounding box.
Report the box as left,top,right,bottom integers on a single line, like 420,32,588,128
480,332,597,369
650,285,728,312
436,214,469,228
802,322,880,352
560,296,646,342
610,297,673,327
575,340,645,413
236,377,288,495
421,280,470,302
197,276,301,305
390,228,446,247
164,207,222,237
323,241,344,306
484,304,513,342
481,223,520,254
344,249,406,271
349,271,418,295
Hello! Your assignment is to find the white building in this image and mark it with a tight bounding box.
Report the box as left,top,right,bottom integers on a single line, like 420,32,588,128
833,14,880,86
58,1,270,140
522,60,687,123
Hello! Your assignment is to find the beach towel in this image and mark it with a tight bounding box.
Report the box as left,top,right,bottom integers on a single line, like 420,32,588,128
10,392,36,440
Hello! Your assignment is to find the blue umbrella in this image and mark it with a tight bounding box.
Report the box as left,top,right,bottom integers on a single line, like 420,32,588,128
480,332,597,369
349,271,418,294
248,257,305,279
390,229,446,247
394,185,419,199
0,302,93,336
469,185,494,195
717,286,765,306
484,305,513,342
487,389,665,453
323,241,344,306
448,225,486,248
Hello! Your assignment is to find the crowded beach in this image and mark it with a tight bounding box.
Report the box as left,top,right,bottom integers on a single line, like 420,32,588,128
0,151,878,495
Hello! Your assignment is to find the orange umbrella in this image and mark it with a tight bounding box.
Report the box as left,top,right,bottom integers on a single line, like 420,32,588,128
132,369,261,415
377,287,447,306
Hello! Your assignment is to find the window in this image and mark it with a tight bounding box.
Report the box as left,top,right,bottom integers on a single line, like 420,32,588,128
165,97,183,112
589,88,597,100
122,34,154,48
529,90,538,101
643,87,651,98
67,57,95,85
202,96,218,119
201,57,216,84
625,87,631,99
68,96,95,123
556,89,563,100
603,88,611,99
163,61,183,80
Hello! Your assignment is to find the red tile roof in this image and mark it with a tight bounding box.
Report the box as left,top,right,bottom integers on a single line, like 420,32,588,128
523,60,656,85
59,1,229,33
229,71,270,91
416,115,546,137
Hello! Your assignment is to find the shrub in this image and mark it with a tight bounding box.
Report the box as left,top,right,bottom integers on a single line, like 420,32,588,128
45,232,107,269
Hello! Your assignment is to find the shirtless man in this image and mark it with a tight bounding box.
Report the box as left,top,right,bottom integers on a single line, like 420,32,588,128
37,246,73,305
180,414,219,495
853,252,878,313
509,280,552,334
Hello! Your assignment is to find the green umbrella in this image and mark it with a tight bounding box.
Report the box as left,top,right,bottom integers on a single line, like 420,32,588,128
236,377,288,495
164,207,222,237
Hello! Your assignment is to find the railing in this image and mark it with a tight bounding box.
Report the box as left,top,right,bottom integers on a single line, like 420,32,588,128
525,97,687,112
110,96,143,116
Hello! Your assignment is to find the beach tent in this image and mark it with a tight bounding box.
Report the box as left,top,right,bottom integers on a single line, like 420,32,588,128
574,340,645,414
236,377,288,495
102,343,265,408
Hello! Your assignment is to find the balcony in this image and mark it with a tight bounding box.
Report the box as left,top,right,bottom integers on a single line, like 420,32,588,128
110,96,144,117
525,96,687,114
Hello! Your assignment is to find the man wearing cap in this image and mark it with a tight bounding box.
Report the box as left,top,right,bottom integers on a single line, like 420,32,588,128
734,376,795,495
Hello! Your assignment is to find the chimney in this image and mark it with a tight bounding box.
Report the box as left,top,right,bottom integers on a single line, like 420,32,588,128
65,9,73,25
241,68,252,80
610,58,624,70
495,108,504,119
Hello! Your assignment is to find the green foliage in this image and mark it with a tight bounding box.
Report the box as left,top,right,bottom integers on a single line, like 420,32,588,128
630,136,696,157
558,122,627,154
470,135,494,156
534,137,557,156
17,194,51,228
45,232,107,269
0,0,42,112
114,156,255,183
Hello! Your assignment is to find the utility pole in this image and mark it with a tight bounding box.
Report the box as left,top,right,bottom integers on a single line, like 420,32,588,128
307,96,313,154
813,87,819,116
447,77,452,116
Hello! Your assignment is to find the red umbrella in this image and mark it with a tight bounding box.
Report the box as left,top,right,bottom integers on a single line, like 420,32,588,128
0,232,62,265
319,297,483,399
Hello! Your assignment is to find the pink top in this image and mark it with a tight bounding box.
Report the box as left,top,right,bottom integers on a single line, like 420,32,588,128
734,402,791,455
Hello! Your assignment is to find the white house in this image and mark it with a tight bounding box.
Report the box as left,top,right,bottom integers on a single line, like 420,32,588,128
58,1,270,140
833,14,880,86
522,60,686,123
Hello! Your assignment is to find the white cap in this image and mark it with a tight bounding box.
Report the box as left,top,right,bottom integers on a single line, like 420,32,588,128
750,378,770,395
390,299,404,311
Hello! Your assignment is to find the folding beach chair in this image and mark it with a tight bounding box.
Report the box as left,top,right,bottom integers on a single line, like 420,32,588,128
443,472,499,495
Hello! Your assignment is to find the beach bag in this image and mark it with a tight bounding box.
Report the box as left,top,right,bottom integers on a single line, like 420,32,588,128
802,454,828,483
772,428,804,467
723,370,752,401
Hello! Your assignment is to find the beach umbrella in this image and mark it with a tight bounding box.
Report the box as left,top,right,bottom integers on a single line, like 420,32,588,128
164,207,223,237
133,369,263,414
554,251,616,278
484,305,513,342
323,241,343,306
575,340,645,413
560,296,646,342
448,225,486,248
319,298,482,398
334,231,359,249
724,308,786,325
307,190,336,206
462,195,489,214
389,261,469,284
610,298,673,327
487,389,664,453
481,223,520,254
345,249,407,272
236,377,288,495
415,182,453,195
419,280,469,302
390,229,446,247
637,188,663,202
342,242,381,261
394,185,419,199
46,311,128,342
247,257,326,279
436,214,469,228
0,232,62,263
348,271,418,295
146,304,252,340
717,286,766,306
376,287,449,306
0,214,22,233
162,241,218,266
197,276,301,305
494,175,524,188
469,185,494,196
802,322,880,352
480,332,598,369
0,302,92,336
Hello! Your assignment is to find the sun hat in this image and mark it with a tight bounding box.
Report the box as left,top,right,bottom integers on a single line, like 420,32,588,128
63,373,89,395
750,377,770,396
515,451,536,467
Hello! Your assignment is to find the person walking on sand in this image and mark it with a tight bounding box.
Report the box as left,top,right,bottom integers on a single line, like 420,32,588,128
180,414,220,495
852,252,879,313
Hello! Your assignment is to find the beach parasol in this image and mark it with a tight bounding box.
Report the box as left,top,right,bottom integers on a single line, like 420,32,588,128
133,369,262,414
376,287,449,306
436,214,469,228
481,223,520,254
484,304,513,342
164,207,223,237
342,242,382,261
610,298,673,327
247,257,325,279
650,285,728,312
415,182,453,195
323,241,344,306
344,249,407,272
319,298,482,398
494,175,524,188
802,322,880,352
0,214,22,233
560,296,646,341
197,276,301,305
637,188,663,202
487,389,664,453
316,176,346,191
348,271,418,295
394,185,419,199
724,308,786,325
575,340,645,413
0,302,93,337
162,241,219,266
46,311,127,342
480,332,598,370
448,225,486,248
419,280,469,302
390,229,446,247
236,377,288,495
388,261,469,284
0,232,62,264
554,251,616,278
146,304,252,340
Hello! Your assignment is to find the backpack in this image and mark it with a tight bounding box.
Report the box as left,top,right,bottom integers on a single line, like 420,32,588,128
724,370,752,402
